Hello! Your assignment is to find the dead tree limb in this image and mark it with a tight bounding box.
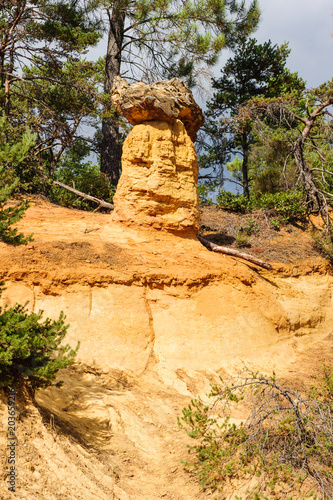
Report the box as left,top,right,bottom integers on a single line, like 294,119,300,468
53,180,114,211
197,234,273,270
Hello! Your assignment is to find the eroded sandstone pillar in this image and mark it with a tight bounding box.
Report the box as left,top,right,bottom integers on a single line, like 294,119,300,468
111,77,203,233
113,119,199,232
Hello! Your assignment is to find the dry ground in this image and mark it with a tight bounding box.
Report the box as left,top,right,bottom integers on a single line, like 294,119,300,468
199,205,325,264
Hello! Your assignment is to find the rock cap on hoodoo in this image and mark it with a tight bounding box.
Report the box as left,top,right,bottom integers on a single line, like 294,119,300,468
111,76,204,142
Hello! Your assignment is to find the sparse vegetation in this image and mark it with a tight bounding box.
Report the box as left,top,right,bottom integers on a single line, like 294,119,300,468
312,230,333,265
179,369,333,499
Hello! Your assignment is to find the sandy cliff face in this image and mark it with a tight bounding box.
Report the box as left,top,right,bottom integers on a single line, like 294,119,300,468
0,200,333,499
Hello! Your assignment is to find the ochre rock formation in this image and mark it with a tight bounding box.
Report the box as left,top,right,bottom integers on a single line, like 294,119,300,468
112,77,204,233
112,119,200,232
1,201,333,499
111,76,204,141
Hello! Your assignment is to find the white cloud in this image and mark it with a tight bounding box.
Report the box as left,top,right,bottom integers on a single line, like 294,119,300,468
254,0,333,87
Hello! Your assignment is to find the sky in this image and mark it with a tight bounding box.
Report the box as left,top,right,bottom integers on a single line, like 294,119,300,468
252,0,333,89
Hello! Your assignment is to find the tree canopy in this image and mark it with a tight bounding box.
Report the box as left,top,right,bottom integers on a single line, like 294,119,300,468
0,0,103,188
98,0,261,184
200,37,305,198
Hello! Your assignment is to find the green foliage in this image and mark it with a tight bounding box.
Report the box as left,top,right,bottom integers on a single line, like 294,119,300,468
0,115,34,245
235,218,259,247
216,189,250,213
238,218,259,236
179,370,333,498
201,37,305,196
311,363,333,406
269,218,281,231
0,298,79,397
197,185,214,205
50,145,115,210
216,189,306,226
1,117,50,194
107,0,260,85
246,80,333,222
1,1,102,187
249,126,298,196
254,191,307,223
235,232,250,248
226,156,243,183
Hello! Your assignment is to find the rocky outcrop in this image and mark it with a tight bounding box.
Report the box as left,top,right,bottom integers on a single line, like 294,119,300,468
111,77,204,233
112,119,200,232
111,76,204,142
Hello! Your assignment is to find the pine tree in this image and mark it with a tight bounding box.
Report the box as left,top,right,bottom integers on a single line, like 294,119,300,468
0,114,34,245
0,297,79,399
0,1,102,186
250,80,333,219
202,38,304,198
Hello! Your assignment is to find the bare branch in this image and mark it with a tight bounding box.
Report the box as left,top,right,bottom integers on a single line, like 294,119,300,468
53,181,114,211
197,234,273,270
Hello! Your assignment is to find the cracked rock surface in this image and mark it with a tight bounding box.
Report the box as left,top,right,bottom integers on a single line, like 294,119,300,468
113,119,200,233
111,76,204,142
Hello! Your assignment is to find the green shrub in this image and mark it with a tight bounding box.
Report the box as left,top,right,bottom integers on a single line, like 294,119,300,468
50,161,115,210
238,218,259,236
216,189,250,213
0,295,79,399
179,370,333,499
216,189,307,227
269,218,281,231
235,232,250,248
255,190,306,223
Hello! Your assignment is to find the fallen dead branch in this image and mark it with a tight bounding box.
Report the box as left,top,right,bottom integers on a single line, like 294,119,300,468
197,234,273,270
53,181,114,211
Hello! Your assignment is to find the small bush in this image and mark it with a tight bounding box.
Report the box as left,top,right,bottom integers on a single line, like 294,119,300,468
50,161,115,211
0,296,79,399
216,189,306,225
235,232,250,248
216,189,250,213
269,218,281,231
255,190,307,224
179,370,333,499
238,218,259,236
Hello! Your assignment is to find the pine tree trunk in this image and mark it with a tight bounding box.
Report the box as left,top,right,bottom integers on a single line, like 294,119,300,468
293,136,321,212
241,134,250,199
100,1,126,185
